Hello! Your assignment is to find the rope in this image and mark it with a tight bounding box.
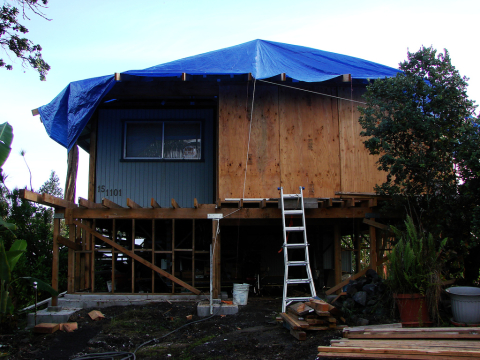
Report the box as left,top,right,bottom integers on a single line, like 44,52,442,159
258,79,367,105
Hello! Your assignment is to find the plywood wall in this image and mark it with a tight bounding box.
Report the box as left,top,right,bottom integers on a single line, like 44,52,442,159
218,84,281,198
278,86,340,197
338,87,386,193
218,83,386,199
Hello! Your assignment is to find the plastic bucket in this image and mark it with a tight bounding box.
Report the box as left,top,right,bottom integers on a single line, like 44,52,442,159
232,283,250,305
446,286,480,324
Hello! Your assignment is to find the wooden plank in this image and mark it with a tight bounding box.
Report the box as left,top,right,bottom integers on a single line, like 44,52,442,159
65,206,379,220
79,197,103,209
290,328,306,341
52,218,60,305
102,198,123,209
57,235,82,251
127,198,142,209
19,189,43,203
318,346,480,357
338,87,386,193
88,117,97,202
218,84,281,199
88,310,105,321
343,323,403,332
363,218,391,232
334,223,342,294
151,198,161,208
68,224,75,293
34,323,59,334
171,198,181,209
317,353,477,359
280,312,310,330
331,339,480,350
73,220,201,294
279,85,340,197
44,193,76,209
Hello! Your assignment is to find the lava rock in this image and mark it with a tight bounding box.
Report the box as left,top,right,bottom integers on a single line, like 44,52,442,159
356,318,369,326
363,283,376,295
353,291,367,306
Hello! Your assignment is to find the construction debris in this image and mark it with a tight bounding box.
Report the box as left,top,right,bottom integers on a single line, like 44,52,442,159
33,323,60,334
318,325,480,359
280,298,347,340
59,322,78,332
88,310,105,321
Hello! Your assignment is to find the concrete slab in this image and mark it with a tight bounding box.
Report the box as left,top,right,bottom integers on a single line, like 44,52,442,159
27,307,80,328
197,300,238,317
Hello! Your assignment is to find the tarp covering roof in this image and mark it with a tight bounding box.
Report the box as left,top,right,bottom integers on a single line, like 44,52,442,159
38,39,402,150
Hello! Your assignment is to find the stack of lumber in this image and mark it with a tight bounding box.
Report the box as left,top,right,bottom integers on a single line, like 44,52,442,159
318,325,480,359
281,298,346,340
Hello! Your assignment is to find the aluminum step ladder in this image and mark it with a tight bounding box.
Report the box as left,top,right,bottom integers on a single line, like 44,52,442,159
278,186,316,312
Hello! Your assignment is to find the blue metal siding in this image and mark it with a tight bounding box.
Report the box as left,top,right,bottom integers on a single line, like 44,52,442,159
95,109,215,207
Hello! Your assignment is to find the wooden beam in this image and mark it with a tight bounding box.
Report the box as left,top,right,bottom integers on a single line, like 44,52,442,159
78,197,103,209
114,72,121,81
280,73,286,81
368,198,378,207
326,256,388,295
181,72,187,81
171,198,180,209
57,235,82,251
102,198,123,209
127,198,142,209
32,108,40,116
334,223,342,294
73,220,201,294
151,198,161,208
342,74,352,82
43,193,77,209
260,199,267,209
19,189,43,204
65,206,380,221
65,144,78,204
363,218,390,232
193,198,199,209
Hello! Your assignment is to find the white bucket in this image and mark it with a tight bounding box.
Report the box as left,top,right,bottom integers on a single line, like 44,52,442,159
232,283,250,305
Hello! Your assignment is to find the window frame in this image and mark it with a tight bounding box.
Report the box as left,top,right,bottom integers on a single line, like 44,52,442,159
122,119,204,162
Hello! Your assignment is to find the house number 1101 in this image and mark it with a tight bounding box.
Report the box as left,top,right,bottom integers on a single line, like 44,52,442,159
97,186,122,196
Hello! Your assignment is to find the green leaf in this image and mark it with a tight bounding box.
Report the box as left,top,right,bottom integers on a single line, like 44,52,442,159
0,122,13,168
0,243,11,282
5,239,26,271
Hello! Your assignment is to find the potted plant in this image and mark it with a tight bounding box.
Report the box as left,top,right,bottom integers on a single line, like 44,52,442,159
387,216,447,326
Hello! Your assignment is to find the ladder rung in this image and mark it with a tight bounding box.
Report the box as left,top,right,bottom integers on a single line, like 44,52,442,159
286,278,312,284
284,210,303,215
284,243,308,248
282,194,300,199
285,226,304,232
287,261,308,266
285,297,312,303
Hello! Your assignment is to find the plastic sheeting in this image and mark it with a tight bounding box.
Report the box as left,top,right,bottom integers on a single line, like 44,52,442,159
38,40,401,150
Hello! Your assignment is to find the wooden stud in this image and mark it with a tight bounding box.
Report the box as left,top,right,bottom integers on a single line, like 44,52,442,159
88,117,97,202
171,198,181,209
172,219,175,294
83,220,90,290
369,222,377,271
91,220,96,292
52,218,60,305
111,219,116,294
354,220,361,273
334,222,342,294
68,224,75,293
76,224,82,291
151,198,161,208
102,198,123,209
152,219,155,293
127,198,142,209
73,220,201,294
192,219,195,287
132,219,135,293
212,219,221,298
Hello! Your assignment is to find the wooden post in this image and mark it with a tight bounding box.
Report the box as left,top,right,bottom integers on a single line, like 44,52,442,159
369,222,377,271
152,219,155,293
192,219,195,287
88,117,97,202
65,144,78,204
52,218,60,305
212,219,221,298
334,222,342,294
131,219,135,293
90,220,96,292
68,224,75,293
84,220,91,290
354,220,361,273
111,219,116,293
172,219,175,294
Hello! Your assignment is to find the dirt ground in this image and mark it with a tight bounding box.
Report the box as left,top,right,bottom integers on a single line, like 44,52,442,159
2,297,348,360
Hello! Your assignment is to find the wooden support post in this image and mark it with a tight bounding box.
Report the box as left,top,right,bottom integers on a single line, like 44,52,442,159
88,117,97,203
212,219,221,298
68,225,75,291
111,219,116,294
192,219,195,287
132,219,135,293
152,219,155,293
65,144,78,205
334,223,342,295
83,220,90,290
354,220,361,274
52,218,60,305
369,221,377,272
90,220,95,292
172,219,175,294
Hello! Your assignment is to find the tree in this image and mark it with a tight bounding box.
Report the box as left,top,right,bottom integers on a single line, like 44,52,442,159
358,46,479,281
39,170,63,198
0,0,50,80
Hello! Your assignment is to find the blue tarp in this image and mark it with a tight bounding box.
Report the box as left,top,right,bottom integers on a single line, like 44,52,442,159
38,39,401,150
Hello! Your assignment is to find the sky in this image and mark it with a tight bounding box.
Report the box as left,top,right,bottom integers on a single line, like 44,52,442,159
1,0,479,200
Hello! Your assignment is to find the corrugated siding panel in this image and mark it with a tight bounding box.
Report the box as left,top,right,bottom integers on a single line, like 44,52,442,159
96,109,214,208
341,251,352,273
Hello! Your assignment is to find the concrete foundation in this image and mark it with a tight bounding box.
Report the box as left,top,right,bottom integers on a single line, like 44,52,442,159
27,306,80,328
197,300,239,317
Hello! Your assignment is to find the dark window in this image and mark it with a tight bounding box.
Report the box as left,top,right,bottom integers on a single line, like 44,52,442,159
124,121,202,160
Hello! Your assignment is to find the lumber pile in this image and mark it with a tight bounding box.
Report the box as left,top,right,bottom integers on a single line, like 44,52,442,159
318,325,480,359
281,298,347,340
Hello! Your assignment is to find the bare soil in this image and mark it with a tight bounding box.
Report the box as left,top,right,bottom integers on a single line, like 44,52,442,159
2,298,347,360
